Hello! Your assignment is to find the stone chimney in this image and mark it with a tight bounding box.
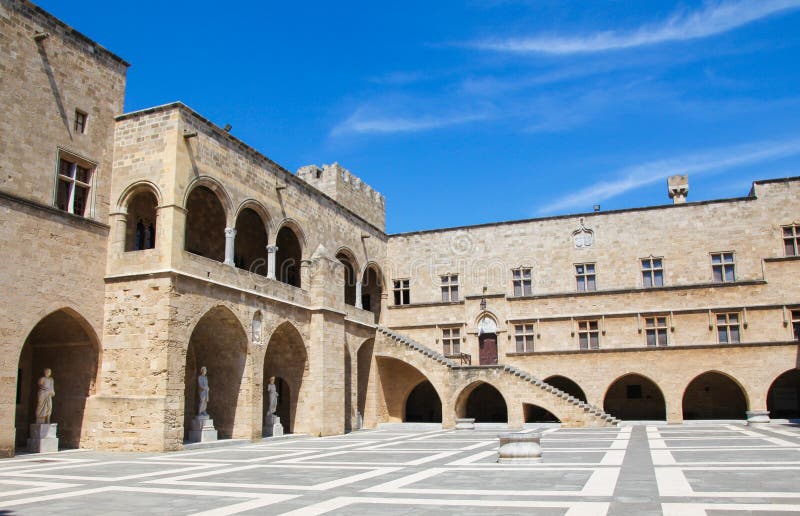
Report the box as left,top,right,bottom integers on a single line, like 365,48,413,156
668,175,689,204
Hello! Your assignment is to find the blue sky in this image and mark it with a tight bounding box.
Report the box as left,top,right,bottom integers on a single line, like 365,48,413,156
37,1,800,233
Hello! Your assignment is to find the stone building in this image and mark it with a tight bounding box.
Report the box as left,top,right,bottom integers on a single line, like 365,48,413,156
1,0,798,457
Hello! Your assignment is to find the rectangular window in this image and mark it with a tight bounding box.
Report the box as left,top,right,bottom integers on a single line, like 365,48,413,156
645,316,668,347
711,252,736,283
575,263,596,292
441,274,459,302
393,279,410,306
641,258,664,288
717,312,741,344
512,268,533,297
784,225,800,257
55,153,93,217
577,320,600,350
792,310,800,341
442,327,460,355
74,109,88,134
514,323,535,352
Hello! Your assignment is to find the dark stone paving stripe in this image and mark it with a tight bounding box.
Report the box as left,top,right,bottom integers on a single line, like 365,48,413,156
608,426,661,516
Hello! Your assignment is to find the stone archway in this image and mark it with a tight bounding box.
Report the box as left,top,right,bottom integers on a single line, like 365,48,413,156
361,264,383,323
544,375,587,402
264,322,308,433
15,309,99,449
524,403,560,423
275,226,303,287
405,381,442,422
234,208,268,273
604,373,666,421
124,189,158,251
184,306,247,440
682,371,748,420
357,339,374,424
768,369,800,420
185,185,227,261
336,251,358,306
457,382,508,423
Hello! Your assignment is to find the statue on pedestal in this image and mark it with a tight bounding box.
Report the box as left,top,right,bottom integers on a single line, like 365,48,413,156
35,368,55,424
197,366,209,417
267,376,278,415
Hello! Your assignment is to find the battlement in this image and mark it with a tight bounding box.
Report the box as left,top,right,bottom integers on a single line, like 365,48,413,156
297,162,386,231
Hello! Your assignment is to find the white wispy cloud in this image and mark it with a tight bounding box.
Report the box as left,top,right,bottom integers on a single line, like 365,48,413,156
331,106,490,136
537,137,800,214
473,0,800,54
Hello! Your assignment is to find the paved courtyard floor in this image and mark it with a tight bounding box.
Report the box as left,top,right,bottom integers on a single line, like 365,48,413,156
2,423,800,515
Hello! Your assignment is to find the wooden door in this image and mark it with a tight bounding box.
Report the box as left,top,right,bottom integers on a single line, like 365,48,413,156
479,333,498,365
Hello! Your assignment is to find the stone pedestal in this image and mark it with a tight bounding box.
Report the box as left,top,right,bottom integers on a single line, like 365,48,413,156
746,410,770,425
455,418,475,430
263,414,284,437
497,432,542,464
355,411,363,431
28,423,58,453
189,415,217,442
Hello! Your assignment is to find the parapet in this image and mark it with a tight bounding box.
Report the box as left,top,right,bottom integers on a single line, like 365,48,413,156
297,163,386,231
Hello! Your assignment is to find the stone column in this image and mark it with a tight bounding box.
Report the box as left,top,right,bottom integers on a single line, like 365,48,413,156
224,227,236,266
355,281,363,309
110,212,128,254
266,245,278,280
300,259,311,288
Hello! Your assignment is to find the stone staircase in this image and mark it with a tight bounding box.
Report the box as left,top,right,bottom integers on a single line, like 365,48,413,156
376,326,620,427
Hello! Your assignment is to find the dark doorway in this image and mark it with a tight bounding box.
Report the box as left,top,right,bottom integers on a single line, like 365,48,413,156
604,374,666,420
405,381,442,422
478,333,498,365
682,372,747,420
768,369,800,419
465,383,507,422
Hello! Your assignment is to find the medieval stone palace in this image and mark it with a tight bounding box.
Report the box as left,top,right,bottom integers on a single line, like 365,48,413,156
1,1,799,457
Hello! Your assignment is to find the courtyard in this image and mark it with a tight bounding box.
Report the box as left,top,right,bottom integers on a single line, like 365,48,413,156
1,423,800,515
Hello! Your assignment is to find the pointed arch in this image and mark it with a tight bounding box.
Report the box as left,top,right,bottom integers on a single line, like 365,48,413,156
360,262,385,322
183,176,234,221
263,321,309,433
336,248,359,306
184,305,248,440
274,221,305,287
544,375,587,402
405,380,442,422
455,381,509,423
184,181,229,261
767,369,800,420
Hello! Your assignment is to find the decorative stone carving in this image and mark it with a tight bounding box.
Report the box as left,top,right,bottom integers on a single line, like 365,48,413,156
477,317,497,336
497,432,542,463
455,418,475,430
572,219,594,249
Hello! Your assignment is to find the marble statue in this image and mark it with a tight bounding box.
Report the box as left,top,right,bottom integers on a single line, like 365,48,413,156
197,366,209,416
35,368,55,424
267,376,278,415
